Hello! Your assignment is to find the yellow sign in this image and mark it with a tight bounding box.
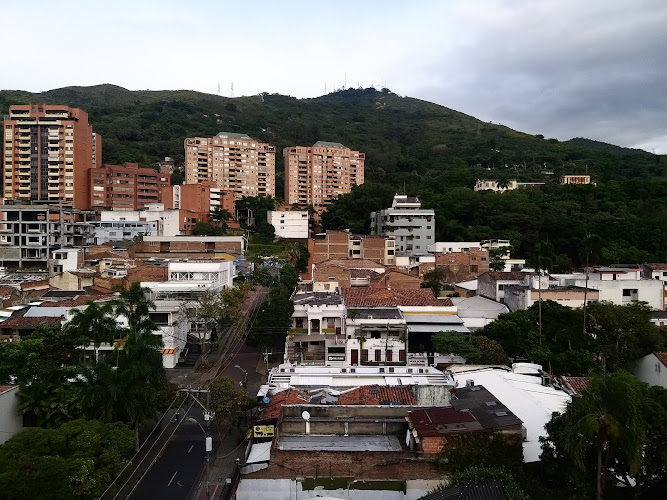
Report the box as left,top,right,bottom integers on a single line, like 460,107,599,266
253,425,275,438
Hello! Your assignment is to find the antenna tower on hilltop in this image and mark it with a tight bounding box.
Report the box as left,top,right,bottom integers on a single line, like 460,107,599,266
230,81,235,98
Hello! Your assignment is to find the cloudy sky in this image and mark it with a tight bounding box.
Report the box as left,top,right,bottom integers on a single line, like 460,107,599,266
2,0,665,152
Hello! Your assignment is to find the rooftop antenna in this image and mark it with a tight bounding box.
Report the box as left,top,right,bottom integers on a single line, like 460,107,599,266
230,81,234,98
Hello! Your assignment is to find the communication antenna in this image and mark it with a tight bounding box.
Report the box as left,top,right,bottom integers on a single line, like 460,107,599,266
230,81,235,98
324,82,327,94
344,73,347,89
217,82,221,95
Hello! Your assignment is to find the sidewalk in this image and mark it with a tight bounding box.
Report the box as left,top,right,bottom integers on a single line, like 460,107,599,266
194,423,247,499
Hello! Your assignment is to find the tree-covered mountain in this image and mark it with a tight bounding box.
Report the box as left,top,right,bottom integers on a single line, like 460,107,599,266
1,84,666,265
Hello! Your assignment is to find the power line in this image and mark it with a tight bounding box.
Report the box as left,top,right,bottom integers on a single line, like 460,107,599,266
97,392,188,499
121,399,197,500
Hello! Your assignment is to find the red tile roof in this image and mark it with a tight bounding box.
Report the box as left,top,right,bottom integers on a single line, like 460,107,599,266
0,316,63,329
561,376,590,395
0,286,18,297
408,407,478,437
261,389,310,420
338,385,417,406
341,287,451,307
646,263,667,271
655,353,667,367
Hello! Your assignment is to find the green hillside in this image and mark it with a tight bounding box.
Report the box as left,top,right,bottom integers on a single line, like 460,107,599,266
1,84,666,265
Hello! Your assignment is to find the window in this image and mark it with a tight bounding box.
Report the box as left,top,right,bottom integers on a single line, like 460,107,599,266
370,331,381,339
375,349,381,362
399,350,406,362
362,349,368,362
386,350,393,362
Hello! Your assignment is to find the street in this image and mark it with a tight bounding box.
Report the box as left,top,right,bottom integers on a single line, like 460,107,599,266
128,408,219,500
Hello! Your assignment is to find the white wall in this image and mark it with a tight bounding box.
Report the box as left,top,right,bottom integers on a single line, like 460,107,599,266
268,211,309,239
0,386,22,445
574,279,664,310
100,209,182,237
427,242,482,253
634,353,667,389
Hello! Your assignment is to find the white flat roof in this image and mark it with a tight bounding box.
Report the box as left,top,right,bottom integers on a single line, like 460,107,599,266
452,367,571,462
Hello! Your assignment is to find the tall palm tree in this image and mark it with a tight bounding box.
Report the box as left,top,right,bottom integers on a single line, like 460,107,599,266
113,282,157,339
559,373,645,500
111,282,165,451
66,300,118,362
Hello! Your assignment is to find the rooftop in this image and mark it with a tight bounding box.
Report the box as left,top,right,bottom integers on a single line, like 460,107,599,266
292,291,343,307
314,140,347,149
342,287,449,307
450,367,571,462
261,389,310,420
217,132,251,139
655,353,667,367
347,307,403,320
483,271,529,281
408,407,480,437
277,434,403,452
317,258,385,270
561,376,590,395
337,385,417,406
645,263,667,271
451,385,523,429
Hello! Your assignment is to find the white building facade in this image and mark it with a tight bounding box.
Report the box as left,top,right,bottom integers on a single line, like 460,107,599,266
370,195,435,254
267,210,309,239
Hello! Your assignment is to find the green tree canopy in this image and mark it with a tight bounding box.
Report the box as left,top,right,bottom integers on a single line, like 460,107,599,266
0,419,134,500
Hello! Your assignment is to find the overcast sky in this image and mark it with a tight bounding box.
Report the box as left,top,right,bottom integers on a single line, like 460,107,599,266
2,0,665,152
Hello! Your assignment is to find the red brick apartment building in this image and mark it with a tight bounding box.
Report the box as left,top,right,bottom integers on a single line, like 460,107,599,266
89,163,169,210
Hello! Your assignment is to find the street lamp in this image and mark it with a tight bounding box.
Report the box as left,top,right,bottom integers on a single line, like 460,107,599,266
234,365,248,388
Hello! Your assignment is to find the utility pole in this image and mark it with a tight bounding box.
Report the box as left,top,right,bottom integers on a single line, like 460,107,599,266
262,347,272,372
205,390,211,500
178,388,213,500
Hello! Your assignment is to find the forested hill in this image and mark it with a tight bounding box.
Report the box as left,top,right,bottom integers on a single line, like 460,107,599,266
1,84,666,265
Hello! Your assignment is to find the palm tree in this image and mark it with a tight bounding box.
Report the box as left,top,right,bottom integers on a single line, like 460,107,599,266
113,282,157,339
66,300,118,362
284,243,301,268
559,373,645,500
111,282,165,451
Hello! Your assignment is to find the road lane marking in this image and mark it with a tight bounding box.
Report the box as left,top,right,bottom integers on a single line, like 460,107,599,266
188,444,194,453
167,471,178,487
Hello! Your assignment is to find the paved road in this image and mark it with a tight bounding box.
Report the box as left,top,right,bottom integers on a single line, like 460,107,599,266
129,408,219,500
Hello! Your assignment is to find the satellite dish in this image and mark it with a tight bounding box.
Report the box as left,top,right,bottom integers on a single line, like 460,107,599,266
263,396,270,404
301,410,311,421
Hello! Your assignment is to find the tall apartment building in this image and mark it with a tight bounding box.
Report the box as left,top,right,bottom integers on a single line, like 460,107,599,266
283,141,365,209
370,195,435,254
89,163,169,211
184,132,275,199
3,104,100,209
